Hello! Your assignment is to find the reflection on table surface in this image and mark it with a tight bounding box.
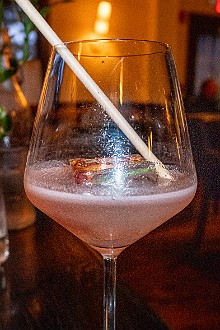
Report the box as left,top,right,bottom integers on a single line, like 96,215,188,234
187,112,220,122
0,211,168,330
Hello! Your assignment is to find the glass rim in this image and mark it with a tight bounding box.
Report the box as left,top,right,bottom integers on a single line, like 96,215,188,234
53,38,172,57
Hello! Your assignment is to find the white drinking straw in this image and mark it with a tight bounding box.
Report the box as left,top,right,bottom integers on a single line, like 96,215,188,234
15,0,172,179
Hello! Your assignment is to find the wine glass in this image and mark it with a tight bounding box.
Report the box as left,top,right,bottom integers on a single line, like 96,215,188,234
24,39,197,329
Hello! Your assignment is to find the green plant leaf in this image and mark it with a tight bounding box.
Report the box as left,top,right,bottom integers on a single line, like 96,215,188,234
0,0,75,81
0,106,11,139
0,56,19,83
39,6,50,18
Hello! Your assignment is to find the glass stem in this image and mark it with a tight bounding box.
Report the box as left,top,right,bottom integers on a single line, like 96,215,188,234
103,255,117,330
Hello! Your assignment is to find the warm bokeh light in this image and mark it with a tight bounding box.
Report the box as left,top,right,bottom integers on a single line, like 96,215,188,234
94,1,112,35
94,20,109,35
97,1,112,19
216,0,220,13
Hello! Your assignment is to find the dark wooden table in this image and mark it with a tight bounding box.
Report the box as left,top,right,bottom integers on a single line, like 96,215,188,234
0,211,169,330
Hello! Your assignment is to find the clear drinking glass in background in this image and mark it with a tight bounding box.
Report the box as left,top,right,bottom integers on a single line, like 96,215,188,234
0,188,9,265
0,188,10,327
0,146,36,230
24,39,197,329
0,27,36,230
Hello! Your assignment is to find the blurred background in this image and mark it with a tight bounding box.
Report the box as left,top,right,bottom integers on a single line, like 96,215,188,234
3,0,220,110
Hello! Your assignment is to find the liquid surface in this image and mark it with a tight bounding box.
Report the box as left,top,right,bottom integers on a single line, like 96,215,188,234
25,159,197,252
